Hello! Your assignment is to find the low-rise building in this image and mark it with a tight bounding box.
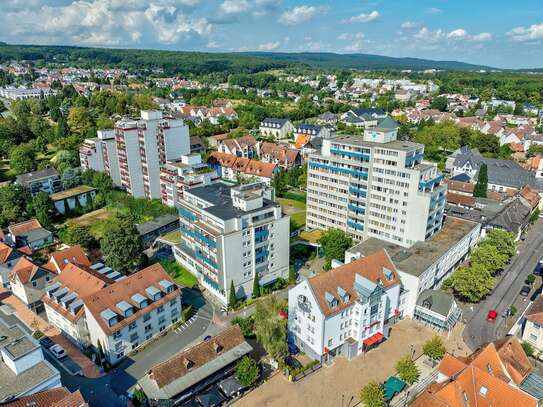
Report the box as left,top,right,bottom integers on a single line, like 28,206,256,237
208,152,279,184
413,289,462,333
43,245,91,274
6,219,53,250
345,217,481,317
9,257,55,313
288,249,401,363
14,167,61,196
259,118,295,140
174,182,289,305
1,388,88,407
0,316,61,402
83,263,181,364
218,135,258,159
136,214,180,249
137,325,252,403
258,142,302,169
0,242,23,290
50,186,96,215
522,295,543,352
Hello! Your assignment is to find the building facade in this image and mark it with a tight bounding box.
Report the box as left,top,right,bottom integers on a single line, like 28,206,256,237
259,118,295,140
173,182,290,306
80,110,190,199
15,167,62,196
306,117,447,248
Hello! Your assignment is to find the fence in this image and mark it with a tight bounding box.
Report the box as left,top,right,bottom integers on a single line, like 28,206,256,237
292,362,322,382
389,369,438,407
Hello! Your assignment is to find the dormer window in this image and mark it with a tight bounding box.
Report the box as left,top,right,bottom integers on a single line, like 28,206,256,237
324,292,338,309
146,286,162,301
116,301,134,318
213,342,223,353
337,286,350,303
383,268,394,281
101,308,119,327
479,386,487,396
159,279,175,294
183,358,194,369
132,293,149,309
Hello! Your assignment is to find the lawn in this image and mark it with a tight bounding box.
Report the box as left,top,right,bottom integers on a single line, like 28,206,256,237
290,211,306,229
278,197,307,229
64,208,114,240
160,229,182,245
299,229,323,244
159,260,198,287
277,197,306,210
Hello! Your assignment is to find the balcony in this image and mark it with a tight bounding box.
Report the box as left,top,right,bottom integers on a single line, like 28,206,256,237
419,174,443,189
347,219,364,231
330,148,370,161
349,187,367,197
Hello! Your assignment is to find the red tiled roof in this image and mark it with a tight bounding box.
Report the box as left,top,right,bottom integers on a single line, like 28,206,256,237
447,192,476,207
0,242,13,264
2,388,88,407
47,245,91,273
9,256,50,284
8,218,43,236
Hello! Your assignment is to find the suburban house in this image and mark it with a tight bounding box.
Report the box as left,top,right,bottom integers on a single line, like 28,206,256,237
50,185,97,215
15,167,61,196
9,257,56,313
189,136,206,155
42,263,114,346
1,388,88,407
295,124,334,140
345,217,481,318
288,249,402,363
522,295,543,352
5,219,53,250
258,142,302,169
412,336,539,407
259,118,295,140
0,315,62,402
340,108,387,128
0,242,23,290
136,214,180,249
413,289,462,333
43,245,91,274
174,182,290,305
83,263,182,364
208,152,280,184
205,107,238,125
218,135,258,159
137,325,252,404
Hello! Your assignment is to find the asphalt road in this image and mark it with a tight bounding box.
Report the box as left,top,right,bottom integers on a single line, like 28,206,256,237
463,220,543,350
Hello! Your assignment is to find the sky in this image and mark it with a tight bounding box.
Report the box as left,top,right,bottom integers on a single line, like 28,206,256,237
1,0,542,69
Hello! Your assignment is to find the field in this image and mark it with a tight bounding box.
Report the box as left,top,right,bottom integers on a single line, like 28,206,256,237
64,208,114,239
278,197,306,230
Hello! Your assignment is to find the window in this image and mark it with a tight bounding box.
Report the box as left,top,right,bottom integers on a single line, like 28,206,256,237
157,305,164,314
530,334,538,341
113,331,121,339
169,298,177,307
479,386,487,396
171,308,178,317
143,314,151,322
159,316,166,325
144,324,152,333
130,333,138,342
129,322,137,331
328,339,333,347
32,281,37,287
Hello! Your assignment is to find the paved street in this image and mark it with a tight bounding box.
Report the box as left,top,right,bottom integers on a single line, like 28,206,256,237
463,220,543,350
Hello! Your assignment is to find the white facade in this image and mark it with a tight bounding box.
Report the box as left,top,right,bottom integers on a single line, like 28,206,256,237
306,120,446,248
80,129,121,187
0,86,58,100
174,182,290,306
259,119,295,140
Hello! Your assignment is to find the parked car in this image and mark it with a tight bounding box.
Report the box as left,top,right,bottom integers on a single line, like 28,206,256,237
39,336,54,349
520,286,531,297
487,310,497,322
49,344,67,359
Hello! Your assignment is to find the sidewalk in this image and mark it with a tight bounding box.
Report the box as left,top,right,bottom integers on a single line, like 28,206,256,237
1,292,101,378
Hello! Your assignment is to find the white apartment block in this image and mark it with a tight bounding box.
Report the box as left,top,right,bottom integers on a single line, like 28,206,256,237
173,182,290,306
0,86,58,100
259,118,295,140
306,117,447,248
80,110,190,199
345,216,481,317
522,296,543,352
82,263,181,364
288,249,401,363
159,154,220,207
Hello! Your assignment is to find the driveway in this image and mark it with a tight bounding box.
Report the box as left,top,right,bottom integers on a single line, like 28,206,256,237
234,320,438,407
463,220,543,350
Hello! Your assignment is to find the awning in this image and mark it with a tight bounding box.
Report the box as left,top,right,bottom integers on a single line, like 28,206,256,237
363,332,384,348
384,376,407,401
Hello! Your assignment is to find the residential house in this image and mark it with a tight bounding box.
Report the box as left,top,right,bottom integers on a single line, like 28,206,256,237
411,337,538,407
6,219,53,250
208,152,279,184
345,217,481,317
295,124,334,140
174,182,289,305
189,136,206,155
207,133,230,148
83,263,182,364
413,289,462,333
9,257,56,313
340,108,387,128
316,112,338,125
50,186,96,215
205,107,237,125
0,316,62,402
14,167,61,196
42,263,114,346
218,135,258,159
258,142,302,169
524,102,540,116
137,325,252,403
136,214,180,249
288,249,402,363
522,295,543,352
0,242,23,290
43,245,91,274
259,118,295,140
1,388,88,407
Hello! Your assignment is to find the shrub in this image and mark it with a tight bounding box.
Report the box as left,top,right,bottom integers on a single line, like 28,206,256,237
522,341,535,358
423,336,446,361
235,356,260,387
181,304,193,323
395,355,421,384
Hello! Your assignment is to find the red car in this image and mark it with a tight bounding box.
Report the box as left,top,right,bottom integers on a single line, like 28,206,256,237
487,310,497,322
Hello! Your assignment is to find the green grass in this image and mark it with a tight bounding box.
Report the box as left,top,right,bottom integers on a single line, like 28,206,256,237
160,260,198,287
277,197,306,210
290,211,306,229
161,229,182,245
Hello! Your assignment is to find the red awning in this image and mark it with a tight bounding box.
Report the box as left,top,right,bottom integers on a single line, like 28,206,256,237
363,332,384,347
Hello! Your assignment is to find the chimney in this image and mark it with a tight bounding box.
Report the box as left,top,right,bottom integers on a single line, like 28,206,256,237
183,358,193,369
213,342,223,353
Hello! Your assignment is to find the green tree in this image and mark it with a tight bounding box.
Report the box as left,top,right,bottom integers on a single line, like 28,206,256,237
253,296,288,361
67,106,93,135
423,336,446,361
271,170,287,196
484,229,516,258
318,229,353,270
61,167,82,189
0,184,30,227
235,356,260,387
28,192,54,229
9,143,36,175
522,341,535,357
100,212,145,275
473,163,488,198
253,274,261,298
470,244,508,274
63,223,97,250
288,266,297,284
92,171,114,194
229,280,237,309
395,355,421,384
359,381,386,407
446,263,495,302
430,96,449,112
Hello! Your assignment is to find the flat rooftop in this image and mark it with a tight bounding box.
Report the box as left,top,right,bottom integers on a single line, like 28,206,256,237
50,185,96,201
331,135,422,152
3,336,38,360
348,217,479,277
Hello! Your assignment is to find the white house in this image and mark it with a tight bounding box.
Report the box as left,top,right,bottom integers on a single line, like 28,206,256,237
522,296,543,352
50,186,97,215
288,249,401,363
259,118,295,140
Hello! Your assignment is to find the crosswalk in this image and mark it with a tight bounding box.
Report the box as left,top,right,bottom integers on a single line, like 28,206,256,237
175,309,197,334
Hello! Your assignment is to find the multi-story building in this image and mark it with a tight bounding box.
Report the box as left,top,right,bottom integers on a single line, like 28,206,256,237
15,167,61,196
80,110,190,199
0,242,23,290
173,182,290,305
287,249,401,363
82,263,181,364
306,117,447,248
159,154,220,207
259,118,295,140
218,135,258,158
0,314,61,402
9,257,55,313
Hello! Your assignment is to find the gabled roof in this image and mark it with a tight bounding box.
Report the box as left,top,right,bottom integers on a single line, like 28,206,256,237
0,242,14,264
15,167,59,186
8,219,43,237
307,249,400,317
261,117,290,126
526,295,543,326
2,388,88,407
10,257,52,284
46,245,91,273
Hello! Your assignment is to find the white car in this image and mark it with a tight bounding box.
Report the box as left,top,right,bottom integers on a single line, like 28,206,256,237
49,344,67,359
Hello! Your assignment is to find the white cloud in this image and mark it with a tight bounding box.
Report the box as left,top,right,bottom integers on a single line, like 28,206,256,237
507,22,543,42
220,0,249,14
426,7,442,14
278,5,327,25
472,32,492,42
337,32,365,40
414,27,493,44
401,21,418,29
257,41,281,50
343,10,381,24
447,29,468,40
